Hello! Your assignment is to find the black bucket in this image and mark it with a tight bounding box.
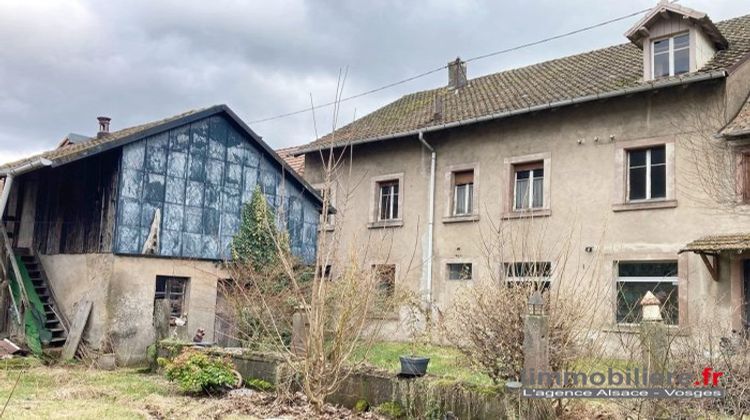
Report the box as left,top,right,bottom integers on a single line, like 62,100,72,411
399,356,430,377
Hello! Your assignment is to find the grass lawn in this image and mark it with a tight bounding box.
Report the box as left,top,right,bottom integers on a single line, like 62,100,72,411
352,341,494,386
0,360,255,419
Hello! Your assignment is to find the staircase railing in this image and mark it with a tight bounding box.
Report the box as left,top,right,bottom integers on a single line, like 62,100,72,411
0,224,27,324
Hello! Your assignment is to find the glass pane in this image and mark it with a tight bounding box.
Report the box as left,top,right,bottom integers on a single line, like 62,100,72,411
455,184,466,215
534,168,544,178
651,165,666,198
653,38,669,54
380,187,390,220
516,170,530,180
653,52,670,78
629,167,647,200
650,146,665,164
392,189,399,218
467,184,473,213
448,263,472,280
515,178,529,209
674,48,689,75
673,33,689,49
617,281,678,324
618,261,677,277
629,149,647,167
532,177,543,208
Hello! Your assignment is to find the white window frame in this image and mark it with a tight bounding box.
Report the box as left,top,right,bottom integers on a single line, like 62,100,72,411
378,181,399,221
513,167,544,211
651,33,689,79
627,146,666,201
504,261,552,286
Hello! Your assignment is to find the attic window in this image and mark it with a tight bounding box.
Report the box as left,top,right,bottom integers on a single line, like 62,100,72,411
653,33,689,79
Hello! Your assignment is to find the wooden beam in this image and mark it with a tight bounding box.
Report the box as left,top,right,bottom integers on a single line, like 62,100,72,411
62,299,92,361
699,253,720,282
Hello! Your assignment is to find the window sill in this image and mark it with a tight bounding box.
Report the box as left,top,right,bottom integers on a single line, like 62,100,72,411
603,324,687,335
502,209,551,220
442,214,479,224
367,219,404,229
612,199,677,212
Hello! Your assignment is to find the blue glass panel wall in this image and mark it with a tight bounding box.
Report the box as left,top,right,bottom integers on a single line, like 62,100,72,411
114,114,319,263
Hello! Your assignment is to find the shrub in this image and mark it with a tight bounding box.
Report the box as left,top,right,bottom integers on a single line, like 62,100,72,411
246,377,275,392
162,348,238,395
375,401,405,419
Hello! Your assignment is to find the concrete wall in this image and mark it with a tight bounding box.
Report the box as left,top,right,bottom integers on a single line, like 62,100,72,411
41,253,227,364
303,72,750,344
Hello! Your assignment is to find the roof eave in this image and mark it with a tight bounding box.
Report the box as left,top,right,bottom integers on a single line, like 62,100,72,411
296,70,728,155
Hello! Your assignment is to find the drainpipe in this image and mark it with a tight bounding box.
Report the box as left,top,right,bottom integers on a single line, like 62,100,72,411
418,132,435,313
0,157,52,220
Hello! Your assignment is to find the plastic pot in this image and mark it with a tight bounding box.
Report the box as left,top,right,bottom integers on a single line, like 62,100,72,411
399,355,430,377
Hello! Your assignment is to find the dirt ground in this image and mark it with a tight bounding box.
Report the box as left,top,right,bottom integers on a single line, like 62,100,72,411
0,361,380,419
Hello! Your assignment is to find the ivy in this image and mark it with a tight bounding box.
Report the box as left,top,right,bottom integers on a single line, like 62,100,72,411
231,185,289,271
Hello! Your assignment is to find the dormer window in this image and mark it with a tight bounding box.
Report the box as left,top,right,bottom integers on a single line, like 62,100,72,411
652,33,689,79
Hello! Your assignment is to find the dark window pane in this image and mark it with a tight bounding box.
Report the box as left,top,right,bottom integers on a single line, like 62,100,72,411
653,38,669,53
617,281,678,324
650,146,665,164
651,165,666,198
534,168,544,178
618,261,677,277
674,48,689,75
673,33,689,49
392,190,399,218
448,263,472,280
516,170,530,180
629,149,647,167
505,262,551,277
653,52,670,78
629,167,647,200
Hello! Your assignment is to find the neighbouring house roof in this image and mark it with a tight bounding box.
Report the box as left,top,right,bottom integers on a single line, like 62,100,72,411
721,95,750,138
276,146,305,175
298,13,750,154
624,1,728,49
0,104,324,207
680,233,750,254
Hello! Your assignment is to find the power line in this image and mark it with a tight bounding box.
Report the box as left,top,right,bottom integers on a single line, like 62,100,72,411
247,6,655,125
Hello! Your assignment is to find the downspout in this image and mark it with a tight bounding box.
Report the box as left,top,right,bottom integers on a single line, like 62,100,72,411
418,132,435,313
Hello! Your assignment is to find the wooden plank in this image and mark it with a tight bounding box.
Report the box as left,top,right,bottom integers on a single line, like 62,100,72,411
62,299,92,361
699,253,719,282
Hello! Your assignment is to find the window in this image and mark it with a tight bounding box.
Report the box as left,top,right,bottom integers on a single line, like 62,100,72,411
318,264,332,280
616,261,678,325
447,263,473,281
628,145,666,201
504,262,551,290
155,276,188,319
373,264,396,297
742,153,750,203
316,186,335,226
652,33,689,79
378,181,400,221
452,170,474,216
514,163,544,210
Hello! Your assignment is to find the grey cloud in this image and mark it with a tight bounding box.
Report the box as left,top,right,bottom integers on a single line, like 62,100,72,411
0,0,746,164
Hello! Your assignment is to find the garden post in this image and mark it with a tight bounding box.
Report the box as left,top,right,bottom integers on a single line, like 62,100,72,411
640,291,669,418
291,306,309,356
523,291,549,385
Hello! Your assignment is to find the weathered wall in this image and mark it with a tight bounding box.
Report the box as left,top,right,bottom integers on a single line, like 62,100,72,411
42,254,228,364
304,76,750,344
114,114,318,263
17,150,120,254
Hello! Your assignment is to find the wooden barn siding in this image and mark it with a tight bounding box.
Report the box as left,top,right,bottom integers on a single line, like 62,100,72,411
33,150,120,254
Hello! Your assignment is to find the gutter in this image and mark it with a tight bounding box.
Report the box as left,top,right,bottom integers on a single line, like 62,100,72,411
0,157,53,220
418,131,435,314
295,70,727,154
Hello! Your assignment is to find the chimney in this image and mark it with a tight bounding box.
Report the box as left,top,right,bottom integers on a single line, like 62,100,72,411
447,57,467,89
97,116,111,137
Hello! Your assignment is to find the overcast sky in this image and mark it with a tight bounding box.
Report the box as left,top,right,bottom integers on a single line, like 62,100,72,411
0,0,746,164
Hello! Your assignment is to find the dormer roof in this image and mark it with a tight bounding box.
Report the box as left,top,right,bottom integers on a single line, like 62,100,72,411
625,1,728,50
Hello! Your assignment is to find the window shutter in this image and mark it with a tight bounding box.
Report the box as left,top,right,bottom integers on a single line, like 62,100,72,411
454,170,474,185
